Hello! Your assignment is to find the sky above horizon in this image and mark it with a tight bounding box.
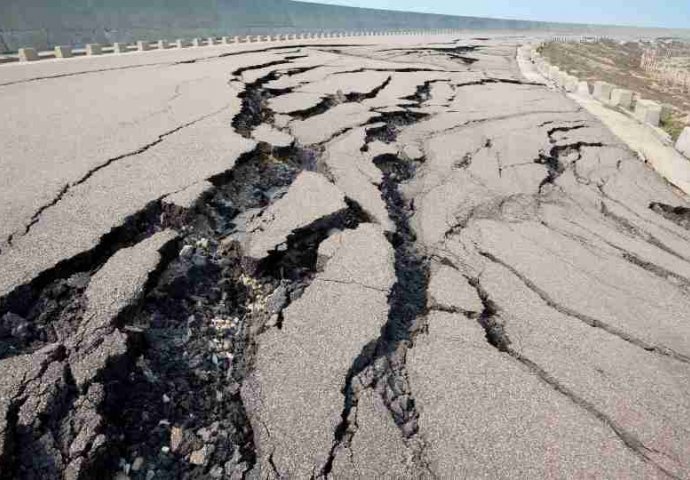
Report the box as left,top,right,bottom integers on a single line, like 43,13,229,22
295,0,690,29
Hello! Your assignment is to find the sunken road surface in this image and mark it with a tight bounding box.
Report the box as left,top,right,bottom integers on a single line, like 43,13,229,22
1,34,690,479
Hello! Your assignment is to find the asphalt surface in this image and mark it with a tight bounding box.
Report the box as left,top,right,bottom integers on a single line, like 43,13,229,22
0,34,689,479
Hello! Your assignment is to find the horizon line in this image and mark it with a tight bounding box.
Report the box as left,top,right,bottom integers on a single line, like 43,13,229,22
291,0,690,32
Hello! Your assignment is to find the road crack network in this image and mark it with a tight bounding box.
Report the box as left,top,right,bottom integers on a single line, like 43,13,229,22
3,35,690,480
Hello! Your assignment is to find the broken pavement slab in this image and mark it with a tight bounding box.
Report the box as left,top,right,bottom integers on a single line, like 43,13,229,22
427,263,483,314
0,110,255,301
324,128,395,232
163,181,214,210
0,230,177,477
0,345,65,471
267,91,325,115
242,223,395,478
330,390,416,479
68,229,178,386
243,171,347,261
251,123,294,148
290,102,378,145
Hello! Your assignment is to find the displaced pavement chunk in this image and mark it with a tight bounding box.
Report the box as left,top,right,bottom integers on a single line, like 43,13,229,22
243,171,347,261
242,223,395,478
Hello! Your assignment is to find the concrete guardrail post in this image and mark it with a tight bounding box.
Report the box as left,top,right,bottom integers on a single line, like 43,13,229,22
564,75,579,92
18,48,38,62
207,37,216,46
192,38,202,47
610,89,633,109
175,39,188,48
660,104,673,122
54,46,72,59
634,99,662,127
593,81,614,102
577,81,591,96
137,41,150,52
676,127,690,158
86,44,103,56
113,43,128,54
554,71,565,88
157,40,168,50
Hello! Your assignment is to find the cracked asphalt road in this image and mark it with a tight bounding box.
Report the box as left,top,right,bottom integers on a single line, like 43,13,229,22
1,34,689,479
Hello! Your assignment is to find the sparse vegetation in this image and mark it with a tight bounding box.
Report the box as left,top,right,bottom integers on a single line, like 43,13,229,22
541,39,690,140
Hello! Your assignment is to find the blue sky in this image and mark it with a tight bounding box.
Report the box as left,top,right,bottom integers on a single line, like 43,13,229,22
295,0,690,29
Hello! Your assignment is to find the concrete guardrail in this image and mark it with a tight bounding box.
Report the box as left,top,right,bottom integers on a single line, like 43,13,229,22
1,29,455,65
677,128,690,157
521,43,689,160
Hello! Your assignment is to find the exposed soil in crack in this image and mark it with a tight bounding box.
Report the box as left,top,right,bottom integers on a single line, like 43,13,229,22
74,60,383,479
288,96,337,121
0,56,368,479
0,201,167,330
535,125,603,192
320,96,432,477
81,144,367,479
287,74,394,122
345,75,392,102
0,234,179,480
364,111,429,145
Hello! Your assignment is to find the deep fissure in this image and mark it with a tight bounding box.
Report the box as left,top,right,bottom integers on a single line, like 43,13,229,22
321,95,431,476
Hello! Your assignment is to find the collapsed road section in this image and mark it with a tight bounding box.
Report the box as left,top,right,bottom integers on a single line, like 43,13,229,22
1,35,690,480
